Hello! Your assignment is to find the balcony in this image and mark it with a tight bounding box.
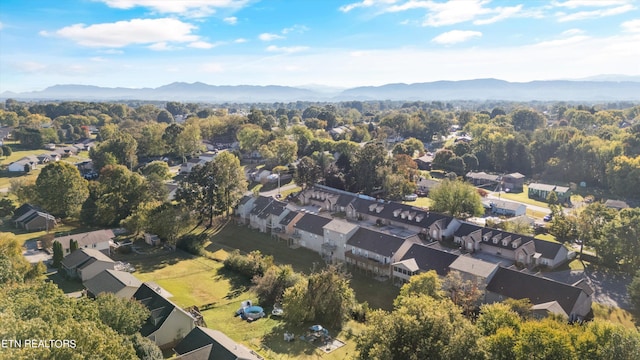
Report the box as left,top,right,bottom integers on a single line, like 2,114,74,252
345,251,388,268
322,242,337,252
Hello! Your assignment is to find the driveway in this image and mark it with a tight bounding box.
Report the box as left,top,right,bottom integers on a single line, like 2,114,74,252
541,265,632,310
22,239,52,265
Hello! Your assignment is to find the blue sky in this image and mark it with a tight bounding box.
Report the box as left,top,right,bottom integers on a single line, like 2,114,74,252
1,0,639,92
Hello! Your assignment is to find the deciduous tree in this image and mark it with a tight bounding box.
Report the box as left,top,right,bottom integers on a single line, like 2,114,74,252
36,162,89,218
428,180,484,219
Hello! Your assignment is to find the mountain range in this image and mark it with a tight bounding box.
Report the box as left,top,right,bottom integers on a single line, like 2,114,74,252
2,78,640,102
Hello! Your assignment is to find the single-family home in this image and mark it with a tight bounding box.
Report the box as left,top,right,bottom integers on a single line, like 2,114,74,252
173,327,262,360
465,171,501,188
484,199,526,217
12,204,57,232
133,283,197,349
166,183,179,201
54,229,114,256
485,267,592,320
7,156,39,172
292,213,332,254
60,248,115,281
321,219,359,263
501,173,525,192
415,154,434,170
83,269,142,299
392,243,458,283
528,183,571,204
345,227,419,277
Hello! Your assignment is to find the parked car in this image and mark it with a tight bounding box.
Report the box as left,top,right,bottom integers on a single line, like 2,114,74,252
543,213,553,222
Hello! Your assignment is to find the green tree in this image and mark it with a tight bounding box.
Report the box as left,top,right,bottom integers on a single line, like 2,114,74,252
510,108,546,131
137,122,168,157
69,239,78,253
35,162,89,218
141,160,172,180
293,156,321,190
428,179,484,219
476,302,521,336
93,165,149,226
156,109,174,123
174,122,203,162
513,320,575,360
397,270,443,301
629,270,640,316
352,142,388,194
90,132,138,171
443,270,482,316
130,332,164,360
52,241,63,268
282,266,355,328
480,327,517,360
95,293,150,335
252,264,303,306
260,138,297,167
0,198,16,218
147,203,193,245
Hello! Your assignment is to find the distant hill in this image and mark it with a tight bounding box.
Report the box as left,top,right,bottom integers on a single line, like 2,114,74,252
2,79,640,102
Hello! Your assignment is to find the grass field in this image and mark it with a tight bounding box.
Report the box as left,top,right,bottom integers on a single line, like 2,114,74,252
0,221,80,244
494,186,551,209
127,249,363,360
592,303,638,330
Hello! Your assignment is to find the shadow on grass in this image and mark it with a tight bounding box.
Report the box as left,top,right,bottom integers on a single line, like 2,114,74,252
112,248,193,274
261,322,328,358
47,272,84,294
215,267,252,300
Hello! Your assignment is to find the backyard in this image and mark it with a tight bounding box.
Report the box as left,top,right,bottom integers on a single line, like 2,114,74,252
122,248,363,360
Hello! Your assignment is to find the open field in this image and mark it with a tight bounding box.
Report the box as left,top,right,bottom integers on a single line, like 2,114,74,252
126,249,363,360
495,185,551,208
0,221,80,244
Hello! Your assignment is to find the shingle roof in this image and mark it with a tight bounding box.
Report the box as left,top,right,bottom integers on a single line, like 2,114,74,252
12,203,37,220
174,327,262,360
346,227,408,257
487,199,525,212
528,183,570,193
454,222,483,237
466,171,500,181
61,248,114,269
323,219,358,235
294,213,332,235
449,256,499,278
83,269,141,296
256,199,287,219
533,238,566,259
54,229,115,249
398,243,459,275
133,283,191,337
486,267,584,316
350,197,454,229
249,196,273,215
279,210,299,226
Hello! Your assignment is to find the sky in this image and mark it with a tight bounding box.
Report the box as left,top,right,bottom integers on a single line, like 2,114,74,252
1,0,639,92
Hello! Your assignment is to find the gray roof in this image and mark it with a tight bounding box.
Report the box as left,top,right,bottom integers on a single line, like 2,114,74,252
604,199,629,210
486,267,584,316
532,238,566,259
466,171,500,181
397,243,458,276
528,183,570,193
487,199,525,212
279,210,299,226
249,196,273,215
256,199,287,219
323,219,358,235
350,197,454,230
61,248,114,269
504,172,525,179
133,283,193,337
55,229,115,249
294,213,332,235
346,227,408,257
83,269,141,296
449,256,499,278
174,327,262,360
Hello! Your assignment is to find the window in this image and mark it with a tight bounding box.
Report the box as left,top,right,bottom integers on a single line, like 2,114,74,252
92,244,96,248
65,249,70,254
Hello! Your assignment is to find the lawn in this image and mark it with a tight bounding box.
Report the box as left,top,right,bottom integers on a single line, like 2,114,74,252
0,169,39,188
493,185,551,209
0,221,80,244
126,249,364,360
404,196,432,209
592,303,638,330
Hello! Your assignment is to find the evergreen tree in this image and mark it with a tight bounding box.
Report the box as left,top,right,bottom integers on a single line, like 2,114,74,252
70,239,78,253
52,241,63,268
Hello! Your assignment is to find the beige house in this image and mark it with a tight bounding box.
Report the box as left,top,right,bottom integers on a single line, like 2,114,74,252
134,283,196,349
345,227,419,277
448,256,500,297
60,248,115,281
322,219,359,263
54,229,114,256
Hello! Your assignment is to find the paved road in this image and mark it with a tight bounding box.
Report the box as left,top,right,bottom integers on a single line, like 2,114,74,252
260,183,299,198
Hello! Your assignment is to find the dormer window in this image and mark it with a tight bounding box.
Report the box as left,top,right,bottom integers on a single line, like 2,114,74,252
393,209,401,217
512,243,518,248
482,236,488,242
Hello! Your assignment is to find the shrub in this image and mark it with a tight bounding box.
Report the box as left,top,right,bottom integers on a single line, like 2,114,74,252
176,233,207,256
223,250,273,279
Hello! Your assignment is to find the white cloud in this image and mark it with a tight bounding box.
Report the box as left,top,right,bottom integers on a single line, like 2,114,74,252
148,42,175,51
557,4,635,22
223,16,238,25
188,41,220,49
16,61,48,72
90,56,107,62
47,18,199,47
473,5,523,25
432,30,482,44
282,24,309,34
534,35,590,47
561,28,585,36
552,0,632,9
98,49,124,54
265,45,309,53
259,33,284,41
234,38,247,43
97,0,250,18
621,19,640,32
339,0,398,13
